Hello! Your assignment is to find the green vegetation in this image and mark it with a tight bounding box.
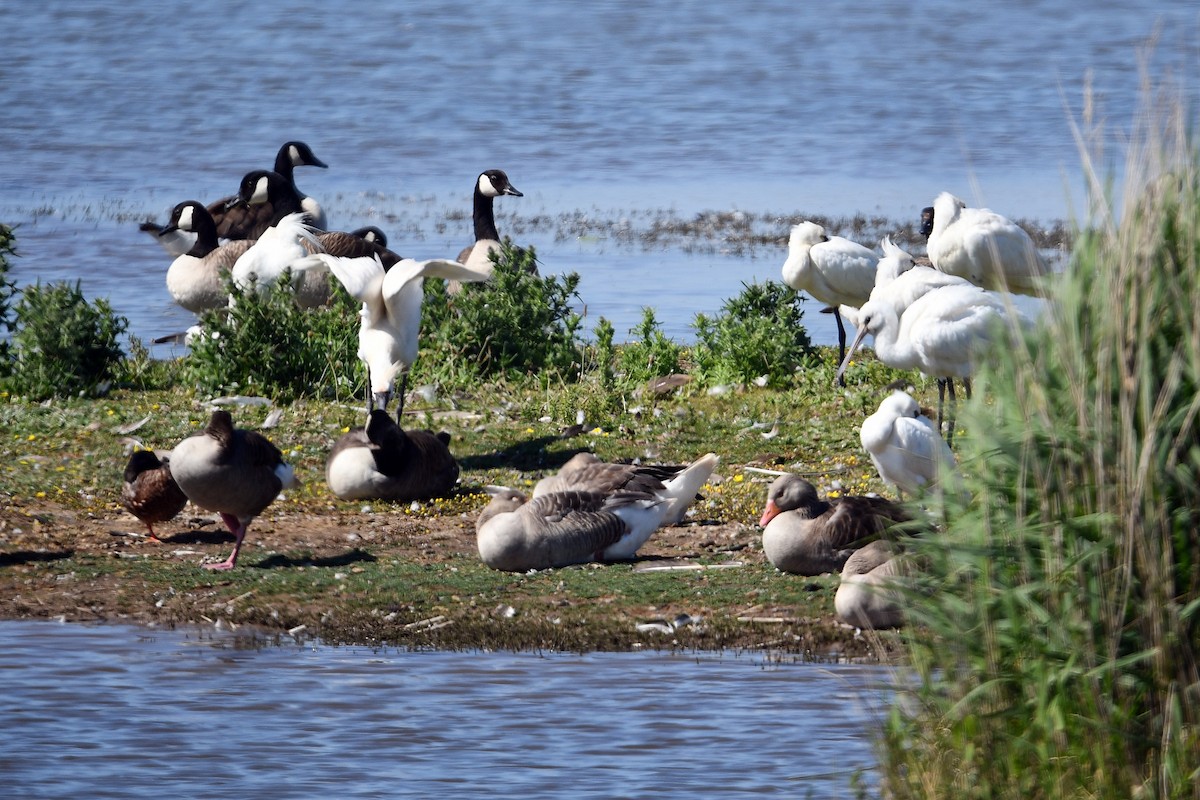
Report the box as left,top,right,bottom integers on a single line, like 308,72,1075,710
877,104,1200,796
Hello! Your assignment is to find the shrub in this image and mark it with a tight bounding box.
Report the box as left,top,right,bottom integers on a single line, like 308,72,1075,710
181,271,362,402
2,280,128,399
690,281,810,388
416,241,585,386
609,307,686,386
0,224,18,369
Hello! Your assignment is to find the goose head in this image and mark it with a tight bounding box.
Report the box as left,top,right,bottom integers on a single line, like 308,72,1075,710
280,141,327,171
477,169,523,198
228,169,290,211
918,206,935,240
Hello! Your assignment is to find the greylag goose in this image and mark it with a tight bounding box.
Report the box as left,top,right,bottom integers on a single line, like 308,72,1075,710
168,410,297,570
532,452,717,526
476,453,718,571
834,539,905,629
758,474,909,575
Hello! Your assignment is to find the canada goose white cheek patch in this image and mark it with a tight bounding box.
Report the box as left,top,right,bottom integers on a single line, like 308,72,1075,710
478,173,497,197
250,176,270,205
178,204,194,230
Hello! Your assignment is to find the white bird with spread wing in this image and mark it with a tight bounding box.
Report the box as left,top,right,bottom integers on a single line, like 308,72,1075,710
303,253,491,418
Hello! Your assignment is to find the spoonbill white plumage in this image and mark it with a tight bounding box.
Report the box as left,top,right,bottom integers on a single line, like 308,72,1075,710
229,212,330,308
302,253,492,419
780,221,879,380
835,280,1031,431
859,390,957,498
924,192,1048,295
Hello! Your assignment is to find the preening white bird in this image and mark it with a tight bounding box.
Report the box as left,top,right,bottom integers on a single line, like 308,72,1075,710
924,191,1049,295
475,453,719,571
304,253,492,419
860,391,957,498
230,212,330,308
836,280,1031,431
780,221,879,380
835,539,906,629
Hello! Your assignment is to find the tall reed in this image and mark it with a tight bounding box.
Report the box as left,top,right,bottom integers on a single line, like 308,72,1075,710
878,79,1200,798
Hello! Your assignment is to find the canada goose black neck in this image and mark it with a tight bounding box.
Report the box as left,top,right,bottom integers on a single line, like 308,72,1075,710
164,201,220,258
273,141,327,183
471,169,522,242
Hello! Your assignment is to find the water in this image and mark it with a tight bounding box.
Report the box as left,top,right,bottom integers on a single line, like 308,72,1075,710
0,1,1196,346
2,620,893,799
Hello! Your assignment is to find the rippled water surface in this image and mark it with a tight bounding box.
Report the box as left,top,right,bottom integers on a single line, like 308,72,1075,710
3,621,894,799
0,1,1195,343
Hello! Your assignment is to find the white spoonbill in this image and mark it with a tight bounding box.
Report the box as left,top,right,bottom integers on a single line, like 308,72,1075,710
860,390,957,498
302,252,492,419
780,221,878,380
835,281,1031,432
924,191,1049,295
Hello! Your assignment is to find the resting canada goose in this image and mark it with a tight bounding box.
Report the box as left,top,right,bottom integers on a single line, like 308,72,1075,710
141,140,328,255
325,409,459,501
834,539,906,629
303,253,491,419
757,474,910,575
923,192,1048,295
532,452,717,526
476,453,717,571
168,409,297,570
859,391,957,499
350,226,388,248
158,200,256,313
780,221,879,382
455,169,526,276
120,449,188,541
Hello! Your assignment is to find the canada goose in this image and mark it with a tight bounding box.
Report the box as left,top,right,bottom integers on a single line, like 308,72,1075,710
532,452,717,526
757,474,910,575
836,281,1032,432
325,409,459,501
475,453,717,571
924,192,1048,295
158,200,256,313
780,221,879,382
859,391,957,499
350,226,388,248
120,449,188,541
834,539,906,629
455,169,526,277
168,409,297,570
141,140,328,255
302,253,491,419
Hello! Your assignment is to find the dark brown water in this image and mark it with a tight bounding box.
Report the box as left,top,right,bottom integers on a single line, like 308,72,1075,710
3,620,893,798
